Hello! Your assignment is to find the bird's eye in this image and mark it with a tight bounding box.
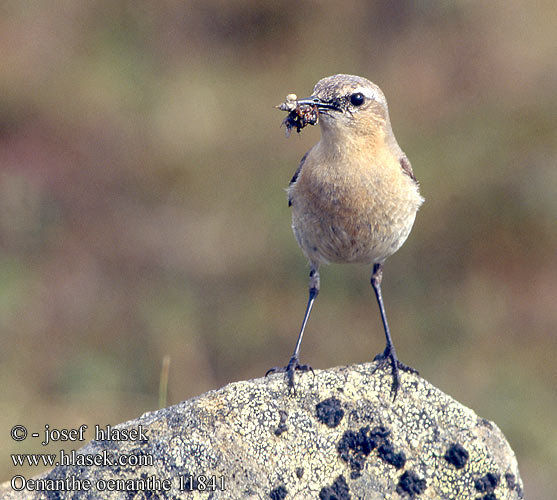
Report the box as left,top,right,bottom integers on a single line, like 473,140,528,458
350,92,365,106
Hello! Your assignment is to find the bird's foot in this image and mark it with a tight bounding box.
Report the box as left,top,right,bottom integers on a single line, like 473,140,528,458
372,347,418,400
266,355,314,394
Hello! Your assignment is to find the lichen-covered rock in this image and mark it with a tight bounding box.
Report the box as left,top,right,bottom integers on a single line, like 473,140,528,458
1,363,523,499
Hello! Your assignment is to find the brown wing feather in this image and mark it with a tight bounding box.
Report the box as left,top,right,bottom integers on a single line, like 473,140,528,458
288,151,308,206
399,153,417,182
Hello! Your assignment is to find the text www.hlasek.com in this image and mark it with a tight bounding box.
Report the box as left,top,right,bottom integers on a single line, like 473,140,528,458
12,449,153,468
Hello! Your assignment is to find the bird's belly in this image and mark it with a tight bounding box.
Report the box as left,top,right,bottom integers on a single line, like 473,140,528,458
291,192,419,266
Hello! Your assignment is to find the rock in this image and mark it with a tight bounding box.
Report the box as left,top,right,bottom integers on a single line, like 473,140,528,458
1,363,523,499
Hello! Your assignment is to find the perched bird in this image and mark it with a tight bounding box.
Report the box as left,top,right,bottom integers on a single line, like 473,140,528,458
268,74,424,399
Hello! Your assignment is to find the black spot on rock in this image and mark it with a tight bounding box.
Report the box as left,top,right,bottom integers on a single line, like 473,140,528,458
444,443,469,469
479,493,497,500
475,472,500,493
339,427,374,457
319,475,351,500
377,442,406,469
369,426,390,440
270,484,288,500
396,470,427,498
274,410,288,436
337,424,406,477
337,426,375,478
316,397,344,427
505,472,520,492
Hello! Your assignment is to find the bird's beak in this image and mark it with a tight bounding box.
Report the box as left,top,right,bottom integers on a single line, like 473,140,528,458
296,96,340,111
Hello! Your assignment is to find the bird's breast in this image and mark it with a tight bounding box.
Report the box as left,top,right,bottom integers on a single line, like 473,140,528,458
289,154,422,266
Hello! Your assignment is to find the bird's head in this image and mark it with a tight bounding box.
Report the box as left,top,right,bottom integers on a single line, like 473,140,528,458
297,74,391,140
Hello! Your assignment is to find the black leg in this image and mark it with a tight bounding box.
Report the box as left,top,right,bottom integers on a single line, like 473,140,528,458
266,266,319,392
370,263,417,400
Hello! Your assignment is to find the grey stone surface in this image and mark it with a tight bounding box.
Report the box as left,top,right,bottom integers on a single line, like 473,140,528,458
1,363,523,499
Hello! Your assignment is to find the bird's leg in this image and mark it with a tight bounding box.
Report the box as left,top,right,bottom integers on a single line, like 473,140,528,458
370,263,417,400
266,266,319,393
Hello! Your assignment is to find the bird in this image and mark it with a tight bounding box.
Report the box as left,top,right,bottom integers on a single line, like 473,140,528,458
267,74,424,399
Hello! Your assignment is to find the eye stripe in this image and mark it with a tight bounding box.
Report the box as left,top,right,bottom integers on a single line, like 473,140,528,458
351,86,382,103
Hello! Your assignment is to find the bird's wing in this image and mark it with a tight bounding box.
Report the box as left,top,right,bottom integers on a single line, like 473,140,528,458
288,151,308,207
399,153,417,182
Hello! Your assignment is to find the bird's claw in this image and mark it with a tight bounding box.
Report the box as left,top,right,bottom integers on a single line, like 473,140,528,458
266,356,314,394
372,348,418,400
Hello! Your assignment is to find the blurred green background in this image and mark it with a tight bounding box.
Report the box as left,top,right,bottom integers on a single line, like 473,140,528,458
1,0,555,497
